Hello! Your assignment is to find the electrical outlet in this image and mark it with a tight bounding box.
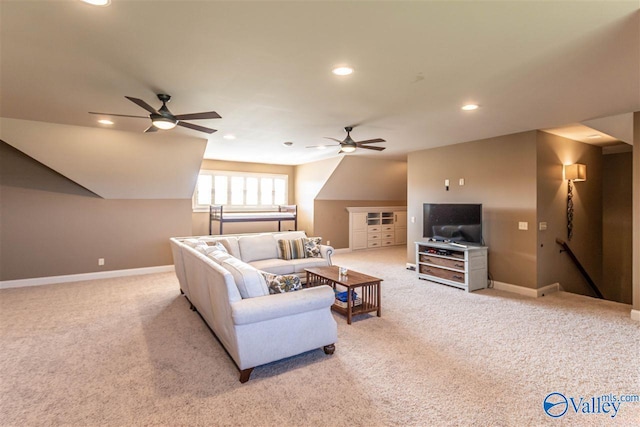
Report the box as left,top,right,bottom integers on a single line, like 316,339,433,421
411,216,416,223
98,258,105,266
539,222,547,231
326,240,330,246
518,222,528,231
459,178,465,186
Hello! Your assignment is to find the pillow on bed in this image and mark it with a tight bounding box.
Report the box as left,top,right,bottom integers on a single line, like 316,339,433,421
277,238,306,260
303,237,322,258
260,271,302,294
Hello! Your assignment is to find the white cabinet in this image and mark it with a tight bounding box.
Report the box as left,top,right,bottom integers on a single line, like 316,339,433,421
351,212,368,250
347,207,407,250
394,211,407,245
415,241,488,292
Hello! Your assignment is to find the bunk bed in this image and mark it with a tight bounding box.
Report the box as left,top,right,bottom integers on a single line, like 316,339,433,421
209,205,298,235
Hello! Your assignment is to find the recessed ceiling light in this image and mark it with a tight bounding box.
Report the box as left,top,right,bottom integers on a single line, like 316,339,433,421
332,66,354,76
223,134,236,140
283,141,293,147
462,104,479,111
81,0,111,6
587,134,602,139
98,119,114,125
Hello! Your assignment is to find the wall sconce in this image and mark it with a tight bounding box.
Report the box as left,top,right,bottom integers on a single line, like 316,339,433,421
564,163,587,241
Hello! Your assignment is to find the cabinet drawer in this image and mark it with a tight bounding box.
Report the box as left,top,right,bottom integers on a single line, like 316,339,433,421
419,265,465,284
382,225,394,232
382,239,394,246
368,225,381,232
419,255,465,270
368,233,381,240
368,240,381,248
382,233,395,240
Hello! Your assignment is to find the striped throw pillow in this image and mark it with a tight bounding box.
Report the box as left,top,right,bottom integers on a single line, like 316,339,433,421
277,238,306,260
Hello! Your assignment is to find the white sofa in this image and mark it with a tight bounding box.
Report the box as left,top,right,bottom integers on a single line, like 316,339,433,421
170,231,338,383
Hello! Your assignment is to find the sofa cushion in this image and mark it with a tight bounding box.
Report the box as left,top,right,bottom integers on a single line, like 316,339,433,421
183,238,207,248
248,258,293,275
238,234,278,262
260,271,302,294
273,231,307,241
277,238,306,260
206,237,241,258
207,250,234,265
221,258,269,298
303,237,322,258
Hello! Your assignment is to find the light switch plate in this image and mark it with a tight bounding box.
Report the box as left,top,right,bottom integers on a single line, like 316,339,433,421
518,222,528,230
539,222,547,231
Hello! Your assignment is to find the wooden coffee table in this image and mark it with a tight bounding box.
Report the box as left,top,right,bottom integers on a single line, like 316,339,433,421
305,266,382,324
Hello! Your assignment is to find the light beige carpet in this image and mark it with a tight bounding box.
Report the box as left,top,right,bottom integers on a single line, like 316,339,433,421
1,246,638,426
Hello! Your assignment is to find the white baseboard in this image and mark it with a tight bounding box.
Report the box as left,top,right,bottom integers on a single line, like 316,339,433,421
0,265,175,290
492,281,560,298
631,309,640,322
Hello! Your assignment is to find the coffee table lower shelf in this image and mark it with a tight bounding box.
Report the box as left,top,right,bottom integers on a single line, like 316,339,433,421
305,266,382,325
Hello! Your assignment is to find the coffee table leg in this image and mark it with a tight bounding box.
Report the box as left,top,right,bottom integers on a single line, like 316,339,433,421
347,289,352,325
377,281,381,317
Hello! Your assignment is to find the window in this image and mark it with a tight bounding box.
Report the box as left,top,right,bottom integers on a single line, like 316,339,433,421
193,170,288,211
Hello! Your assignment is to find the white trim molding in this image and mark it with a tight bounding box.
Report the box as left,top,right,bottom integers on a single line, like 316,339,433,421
492,281,560,298
0,265,175,289
631,309,640,322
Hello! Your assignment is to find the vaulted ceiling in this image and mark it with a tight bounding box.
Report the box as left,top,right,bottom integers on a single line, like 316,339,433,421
1,1,638,165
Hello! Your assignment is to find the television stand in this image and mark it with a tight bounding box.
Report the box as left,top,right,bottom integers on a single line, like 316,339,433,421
415,241,488,292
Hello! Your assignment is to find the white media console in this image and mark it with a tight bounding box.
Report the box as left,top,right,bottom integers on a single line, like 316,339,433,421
415,241,488,292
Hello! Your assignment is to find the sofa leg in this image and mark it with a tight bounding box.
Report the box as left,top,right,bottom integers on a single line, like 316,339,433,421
239,368,254,383
323,344,335,355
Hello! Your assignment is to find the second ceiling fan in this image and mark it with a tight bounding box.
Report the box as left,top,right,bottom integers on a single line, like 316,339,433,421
307,126,386,153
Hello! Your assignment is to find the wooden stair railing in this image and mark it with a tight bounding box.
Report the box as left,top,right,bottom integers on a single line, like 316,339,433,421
555,238,604,299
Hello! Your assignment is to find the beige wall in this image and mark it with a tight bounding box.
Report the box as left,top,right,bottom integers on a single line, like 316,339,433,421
536,131,603,296
0,142,191,281
192,159,296,235
293,157,342,236
602,152,633,303
408,131,538,288
312,156,407,248
314,200,407,249
316,157,407,200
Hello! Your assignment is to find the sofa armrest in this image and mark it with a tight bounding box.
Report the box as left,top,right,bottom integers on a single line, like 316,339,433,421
319,245,334,265
231,285,335,325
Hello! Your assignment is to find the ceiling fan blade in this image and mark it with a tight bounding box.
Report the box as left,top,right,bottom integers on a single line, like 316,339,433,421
359,145,386,151
89,112,148,119
125,96,158,114
177,121,217,134
306,144,339,148
174,111,222,121
144,125,158,133
323,137,344,143
355,138,385,144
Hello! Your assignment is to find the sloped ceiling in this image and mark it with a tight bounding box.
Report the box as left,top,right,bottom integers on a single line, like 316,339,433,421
0,118,207,199
316,157,407,201
1,1,638,165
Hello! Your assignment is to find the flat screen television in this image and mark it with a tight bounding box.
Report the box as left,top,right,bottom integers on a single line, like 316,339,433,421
423,203,483,245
